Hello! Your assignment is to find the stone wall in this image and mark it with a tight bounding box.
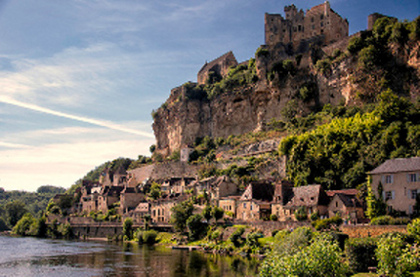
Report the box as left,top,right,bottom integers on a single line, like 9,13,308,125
341,225,408,238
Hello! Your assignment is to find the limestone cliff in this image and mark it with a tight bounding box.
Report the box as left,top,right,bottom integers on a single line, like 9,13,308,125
152,15,420,157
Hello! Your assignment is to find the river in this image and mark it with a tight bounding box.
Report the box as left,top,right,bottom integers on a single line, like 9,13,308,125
0,236,259,277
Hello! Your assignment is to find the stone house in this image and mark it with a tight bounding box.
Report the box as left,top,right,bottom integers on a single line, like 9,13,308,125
197,51,238,85
369,157,420,216
208,176,238,201
97,186,124,213
127,201,150,223
236,181,275,221
119,186,145,214
327,189,364,223
265,1,349,50
281,184,330,221
126,164,154,187
271,180,294,221
218,195,240,217
80,184,102,214
150,195,188,224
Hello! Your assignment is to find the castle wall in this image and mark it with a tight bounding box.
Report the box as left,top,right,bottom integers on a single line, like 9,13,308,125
265,2,348,50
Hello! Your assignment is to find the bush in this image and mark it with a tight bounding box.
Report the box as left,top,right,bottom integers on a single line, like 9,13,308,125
294,207,307,221
312,215,343,231
345,237,378,272
407,218,420,244
186,214,206,241
229,227,245,248
370,215,410,225
142,230,158,244
123,218,134,241
270,214,278,221
376,233,419,277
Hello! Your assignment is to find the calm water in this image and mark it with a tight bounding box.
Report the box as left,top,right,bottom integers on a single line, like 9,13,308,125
0,236,259,277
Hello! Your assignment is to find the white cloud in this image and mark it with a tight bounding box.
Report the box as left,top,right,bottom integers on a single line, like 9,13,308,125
0,135,155,192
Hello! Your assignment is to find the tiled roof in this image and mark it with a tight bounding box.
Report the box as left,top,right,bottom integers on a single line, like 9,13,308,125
240,181,274,202
284,184,329,208
334,193,362,208
198,51,236,74
369,157,420,174
326,189,358,197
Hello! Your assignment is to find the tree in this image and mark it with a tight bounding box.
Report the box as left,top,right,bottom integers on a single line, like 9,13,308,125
147,182,161,200
376,233,419,277
171,201,193,232
365,178,387,219
149,144,156,154
407,218,420,244
186,214,206,241
211,206,224,223
5,200,27,228
202,205,212,223
12,213,35,236
123,218,134,241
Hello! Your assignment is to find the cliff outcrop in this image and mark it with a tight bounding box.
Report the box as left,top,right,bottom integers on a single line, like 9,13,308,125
152,6,420,157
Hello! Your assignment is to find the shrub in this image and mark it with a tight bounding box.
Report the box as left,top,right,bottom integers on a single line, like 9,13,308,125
345,237,378,272
12,213,35,236
376,233,419,277
123,218,134,241
270,214,278,221
407,218,420,243
142,230,158,244
370,215,394,225
310,211,320,221
256,46,269,58
186,214,206,241
294,207,308,221
229,227,245,248
312,215,343,231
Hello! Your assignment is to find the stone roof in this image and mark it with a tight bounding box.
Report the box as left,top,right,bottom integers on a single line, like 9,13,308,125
284,184,329,208
240,181,275,202
198,51,236,74
332,193,362,208
369,157,420,175
326,189,358,197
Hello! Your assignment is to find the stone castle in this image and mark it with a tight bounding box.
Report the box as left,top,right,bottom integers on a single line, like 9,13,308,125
264,1,349,50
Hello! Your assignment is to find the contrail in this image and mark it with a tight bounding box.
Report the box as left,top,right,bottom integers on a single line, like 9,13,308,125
0,96,155,138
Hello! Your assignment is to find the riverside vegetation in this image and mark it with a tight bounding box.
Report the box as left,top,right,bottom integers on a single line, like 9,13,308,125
8,13,420,277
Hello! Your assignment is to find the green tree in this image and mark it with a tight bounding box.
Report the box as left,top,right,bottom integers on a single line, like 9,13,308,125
5,200,27,228
147,182,161,200
376,233,419,277
211,206,224,223
12,213,35,236
365,178,387,219
407,218,420,244
202,205,212,223
123,218,134,241
171,200,194,232
186,214,206,241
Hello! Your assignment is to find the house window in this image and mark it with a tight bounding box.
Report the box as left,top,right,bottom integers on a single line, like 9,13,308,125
320,22,324,27
335,201,338,207
250,203,253,211
385,175,393,184
243,203,246,209
408,173,418,182
385,191,394,200
411,190,418,200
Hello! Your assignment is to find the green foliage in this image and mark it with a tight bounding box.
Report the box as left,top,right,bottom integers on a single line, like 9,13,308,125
294,206,307,221
366,179,387,219
211,206,224,222
171,200,194,232
186,214,206,241
347,35,367,54
268,59,296,81
122,218,134,241
260,232,350,277
202,205,212,222
12,213,35,236
256,46,269,58
270,214,278,221
36,186,66,194
345,237,378,273
298,82,318,103
376,233,419,277
310,211,320,221
315,58,332,76
5,200,27,228
147,182,161,200
229,227,245,248
312,215,343,231
407,218,420,244
137,230,158,244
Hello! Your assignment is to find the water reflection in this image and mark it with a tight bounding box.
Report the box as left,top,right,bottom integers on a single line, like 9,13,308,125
0,237,258,277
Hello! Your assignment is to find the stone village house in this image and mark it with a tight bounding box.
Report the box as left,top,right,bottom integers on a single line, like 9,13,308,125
369,157,420,216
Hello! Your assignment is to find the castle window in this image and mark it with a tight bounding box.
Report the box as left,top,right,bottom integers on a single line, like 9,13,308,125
321,29,324,34
321,14,324,20
298,25,301,31
311,17,314,22
320,22,324,27
312,25,315,30
293,27,297,32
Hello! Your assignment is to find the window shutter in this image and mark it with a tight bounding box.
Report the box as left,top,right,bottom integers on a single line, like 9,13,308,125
391,191,395,200
407,174,410,182
382,175,385,184
382,191,386,200
391,175,394,183
417,173,420,182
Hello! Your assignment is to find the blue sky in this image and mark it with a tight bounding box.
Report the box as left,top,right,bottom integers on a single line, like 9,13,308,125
0,0,418,192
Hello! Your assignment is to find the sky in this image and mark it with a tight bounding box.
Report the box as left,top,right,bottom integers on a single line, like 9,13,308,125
0,0,418,192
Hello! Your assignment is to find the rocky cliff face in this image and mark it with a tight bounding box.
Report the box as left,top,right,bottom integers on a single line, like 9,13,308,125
152,38,420,157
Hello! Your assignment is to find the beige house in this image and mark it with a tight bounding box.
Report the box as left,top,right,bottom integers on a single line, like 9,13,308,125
369,157,420,216
327,190,364,223
236,182,274,221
